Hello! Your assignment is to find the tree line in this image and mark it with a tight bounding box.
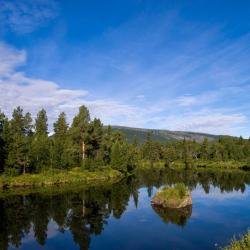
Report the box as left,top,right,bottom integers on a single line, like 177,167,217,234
140,132,250,167
0,105,250,176
0,106,137,175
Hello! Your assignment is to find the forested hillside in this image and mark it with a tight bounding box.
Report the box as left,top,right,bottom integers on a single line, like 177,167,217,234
0,106,250,180
111,126,221,143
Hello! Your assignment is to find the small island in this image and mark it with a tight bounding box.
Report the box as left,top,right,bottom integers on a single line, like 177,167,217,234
151,183,192,209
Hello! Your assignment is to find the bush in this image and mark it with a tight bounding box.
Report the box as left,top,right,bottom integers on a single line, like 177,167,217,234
3,167,19,177
223,230,250,250
175,183,187,198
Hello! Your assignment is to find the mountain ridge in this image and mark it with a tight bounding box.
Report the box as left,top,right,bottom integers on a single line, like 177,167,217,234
109,125,226,143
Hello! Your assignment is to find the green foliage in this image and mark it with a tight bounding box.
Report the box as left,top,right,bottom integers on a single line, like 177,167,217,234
68,105,90,165
0,168,123,188
164,144,177,167
141,132,163,162
0,110,7,172
6,107,33,174
175,183,187,198
223,230,250,250
1,105,250,180
152,183,190,208
31,109,50,171
51,112,69,169
111,141,138,173
0,105,140,177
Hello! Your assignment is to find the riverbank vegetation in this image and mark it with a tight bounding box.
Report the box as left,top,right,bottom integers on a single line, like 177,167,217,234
223,230,250,250
0,168,122,189
139,133,250,169
0,105,250,189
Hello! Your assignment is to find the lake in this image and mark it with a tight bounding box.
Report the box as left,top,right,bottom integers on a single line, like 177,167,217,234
1,169,250,250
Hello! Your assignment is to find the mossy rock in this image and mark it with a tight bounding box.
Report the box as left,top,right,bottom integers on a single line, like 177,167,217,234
151,183,192,209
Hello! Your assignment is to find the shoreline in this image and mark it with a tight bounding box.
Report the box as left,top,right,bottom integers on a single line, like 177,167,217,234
0,168,123,191
1,161,249,194
223,230,250,250
137,160,250,171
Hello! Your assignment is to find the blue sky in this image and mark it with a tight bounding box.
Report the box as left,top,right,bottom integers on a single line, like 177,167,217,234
0,0,250,137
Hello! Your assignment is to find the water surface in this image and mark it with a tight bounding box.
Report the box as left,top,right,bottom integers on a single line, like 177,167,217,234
1,169,250,250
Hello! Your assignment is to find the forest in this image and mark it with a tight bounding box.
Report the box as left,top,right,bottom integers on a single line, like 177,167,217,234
0,105,250,178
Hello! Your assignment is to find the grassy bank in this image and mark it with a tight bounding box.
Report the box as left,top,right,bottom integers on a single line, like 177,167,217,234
0,167,123,190
137,160,249,170
223,230,250,250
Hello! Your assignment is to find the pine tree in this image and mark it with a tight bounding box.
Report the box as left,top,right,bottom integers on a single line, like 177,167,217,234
0,110,7,172
31,109,50,171
52,112,68,169
68,105,90,165
85,118,103,158
200,138,209,160
164,144,177,167
7,107,33,174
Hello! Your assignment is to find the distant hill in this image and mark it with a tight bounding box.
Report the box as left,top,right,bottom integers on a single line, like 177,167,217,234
110,125,222,143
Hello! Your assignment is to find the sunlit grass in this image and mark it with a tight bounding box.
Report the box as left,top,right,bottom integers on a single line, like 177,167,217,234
0,167,123,189
223,230,250,250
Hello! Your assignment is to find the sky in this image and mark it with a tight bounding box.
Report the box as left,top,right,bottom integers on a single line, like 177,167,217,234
0,0,250,137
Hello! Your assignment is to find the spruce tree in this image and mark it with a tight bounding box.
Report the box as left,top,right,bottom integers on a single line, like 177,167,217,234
32,109,50,172
0,110,7,172
68,105,90,165
52,112,68,169
7,107,33,174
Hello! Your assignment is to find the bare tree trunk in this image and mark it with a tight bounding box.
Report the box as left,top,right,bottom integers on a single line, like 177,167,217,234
82,141,85,160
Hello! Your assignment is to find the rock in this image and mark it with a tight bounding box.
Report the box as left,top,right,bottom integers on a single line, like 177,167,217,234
151,185,192,209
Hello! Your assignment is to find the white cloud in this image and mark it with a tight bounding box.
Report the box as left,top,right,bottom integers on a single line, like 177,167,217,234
148,110,247,135
0,43,26,76
0,42,248,136
0,42,139,129
0,0,58,34
176,95,197,107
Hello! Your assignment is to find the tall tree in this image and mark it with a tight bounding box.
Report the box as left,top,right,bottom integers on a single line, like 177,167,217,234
200,138,209,160
7,107,33,174
0,110,7,172
68,105,90,165
31,109,50,171
52,112,68,169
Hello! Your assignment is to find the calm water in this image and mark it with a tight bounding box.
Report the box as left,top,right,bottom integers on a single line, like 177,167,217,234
1,169,250,250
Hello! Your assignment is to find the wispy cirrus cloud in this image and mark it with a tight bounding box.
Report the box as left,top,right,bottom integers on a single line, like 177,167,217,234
0,42,139,128
0,0,58,34
0,41,248,136
0,6,250,137
0,42,26,75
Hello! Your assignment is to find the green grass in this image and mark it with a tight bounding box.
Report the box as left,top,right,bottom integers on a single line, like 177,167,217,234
0,167,123,190
152,183,190,208
194,160,248,170
223,230,250,250
137,160,248,170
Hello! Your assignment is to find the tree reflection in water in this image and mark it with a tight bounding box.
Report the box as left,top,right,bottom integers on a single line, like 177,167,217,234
0,169,250,250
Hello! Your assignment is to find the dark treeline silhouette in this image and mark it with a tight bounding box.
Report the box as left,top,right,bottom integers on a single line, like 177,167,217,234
0,106,250,176
1,169,250,250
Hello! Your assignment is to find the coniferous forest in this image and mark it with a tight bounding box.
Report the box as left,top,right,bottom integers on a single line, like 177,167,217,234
0,105,250,179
